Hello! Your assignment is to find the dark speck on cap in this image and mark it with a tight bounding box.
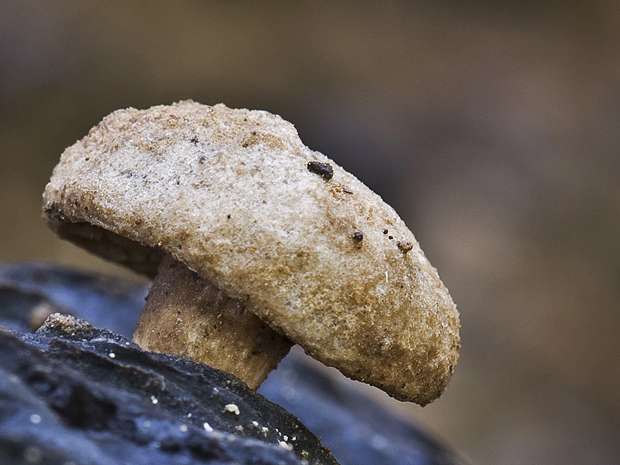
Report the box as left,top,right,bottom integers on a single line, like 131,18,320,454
397,241,414,254
307,161,333,181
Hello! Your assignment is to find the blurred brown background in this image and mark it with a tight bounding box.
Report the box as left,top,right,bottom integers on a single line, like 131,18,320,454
1,1,619,464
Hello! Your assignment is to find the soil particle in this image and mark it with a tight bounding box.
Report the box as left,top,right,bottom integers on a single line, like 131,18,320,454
306,162,333,181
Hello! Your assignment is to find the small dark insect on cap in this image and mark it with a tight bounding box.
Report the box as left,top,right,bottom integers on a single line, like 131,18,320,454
307,161,334,181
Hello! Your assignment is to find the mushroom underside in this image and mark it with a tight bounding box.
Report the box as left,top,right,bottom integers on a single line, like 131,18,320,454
47,217,293,389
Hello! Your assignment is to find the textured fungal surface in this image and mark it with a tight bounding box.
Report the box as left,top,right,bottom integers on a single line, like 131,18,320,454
42,101,460,404
134,256,293,389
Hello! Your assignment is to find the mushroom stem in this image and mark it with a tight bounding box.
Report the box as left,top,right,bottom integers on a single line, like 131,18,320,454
133,256,293,389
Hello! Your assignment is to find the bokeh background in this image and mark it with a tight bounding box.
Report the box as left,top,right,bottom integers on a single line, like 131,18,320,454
1,1,619,464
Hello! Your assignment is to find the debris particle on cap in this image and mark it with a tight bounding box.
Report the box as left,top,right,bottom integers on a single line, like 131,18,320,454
307,161,333,180
397,241,414,254
352,231,364,243
203,422,214,432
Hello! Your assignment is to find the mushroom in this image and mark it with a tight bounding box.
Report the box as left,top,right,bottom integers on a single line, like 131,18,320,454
42,101,460,405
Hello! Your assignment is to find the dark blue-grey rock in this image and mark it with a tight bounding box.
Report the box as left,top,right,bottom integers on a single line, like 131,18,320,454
0,262,147,336
1,314,334,465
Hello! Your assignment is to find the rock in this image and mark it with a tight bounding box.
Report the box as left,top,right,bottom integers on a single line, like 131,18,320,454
0,262,147,336
0,313,334,465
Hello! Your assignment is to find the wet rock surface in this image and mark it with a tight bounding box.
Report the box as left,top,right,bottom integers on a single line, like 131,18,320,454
0,262,148,336
0,262,465,465
1,314,329,465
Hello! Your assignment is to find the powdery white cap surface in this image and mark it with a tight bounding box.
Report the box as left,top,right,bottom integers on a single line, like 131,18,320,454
43,101,460,405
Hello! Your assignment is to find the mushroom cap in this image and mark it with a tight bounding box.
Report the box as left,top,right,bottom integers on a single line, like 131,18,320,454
42,101,460,405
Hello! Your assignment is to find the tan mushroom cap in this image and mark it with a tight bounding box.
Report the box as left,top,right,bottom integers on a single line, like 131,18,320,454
42,101,460,405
